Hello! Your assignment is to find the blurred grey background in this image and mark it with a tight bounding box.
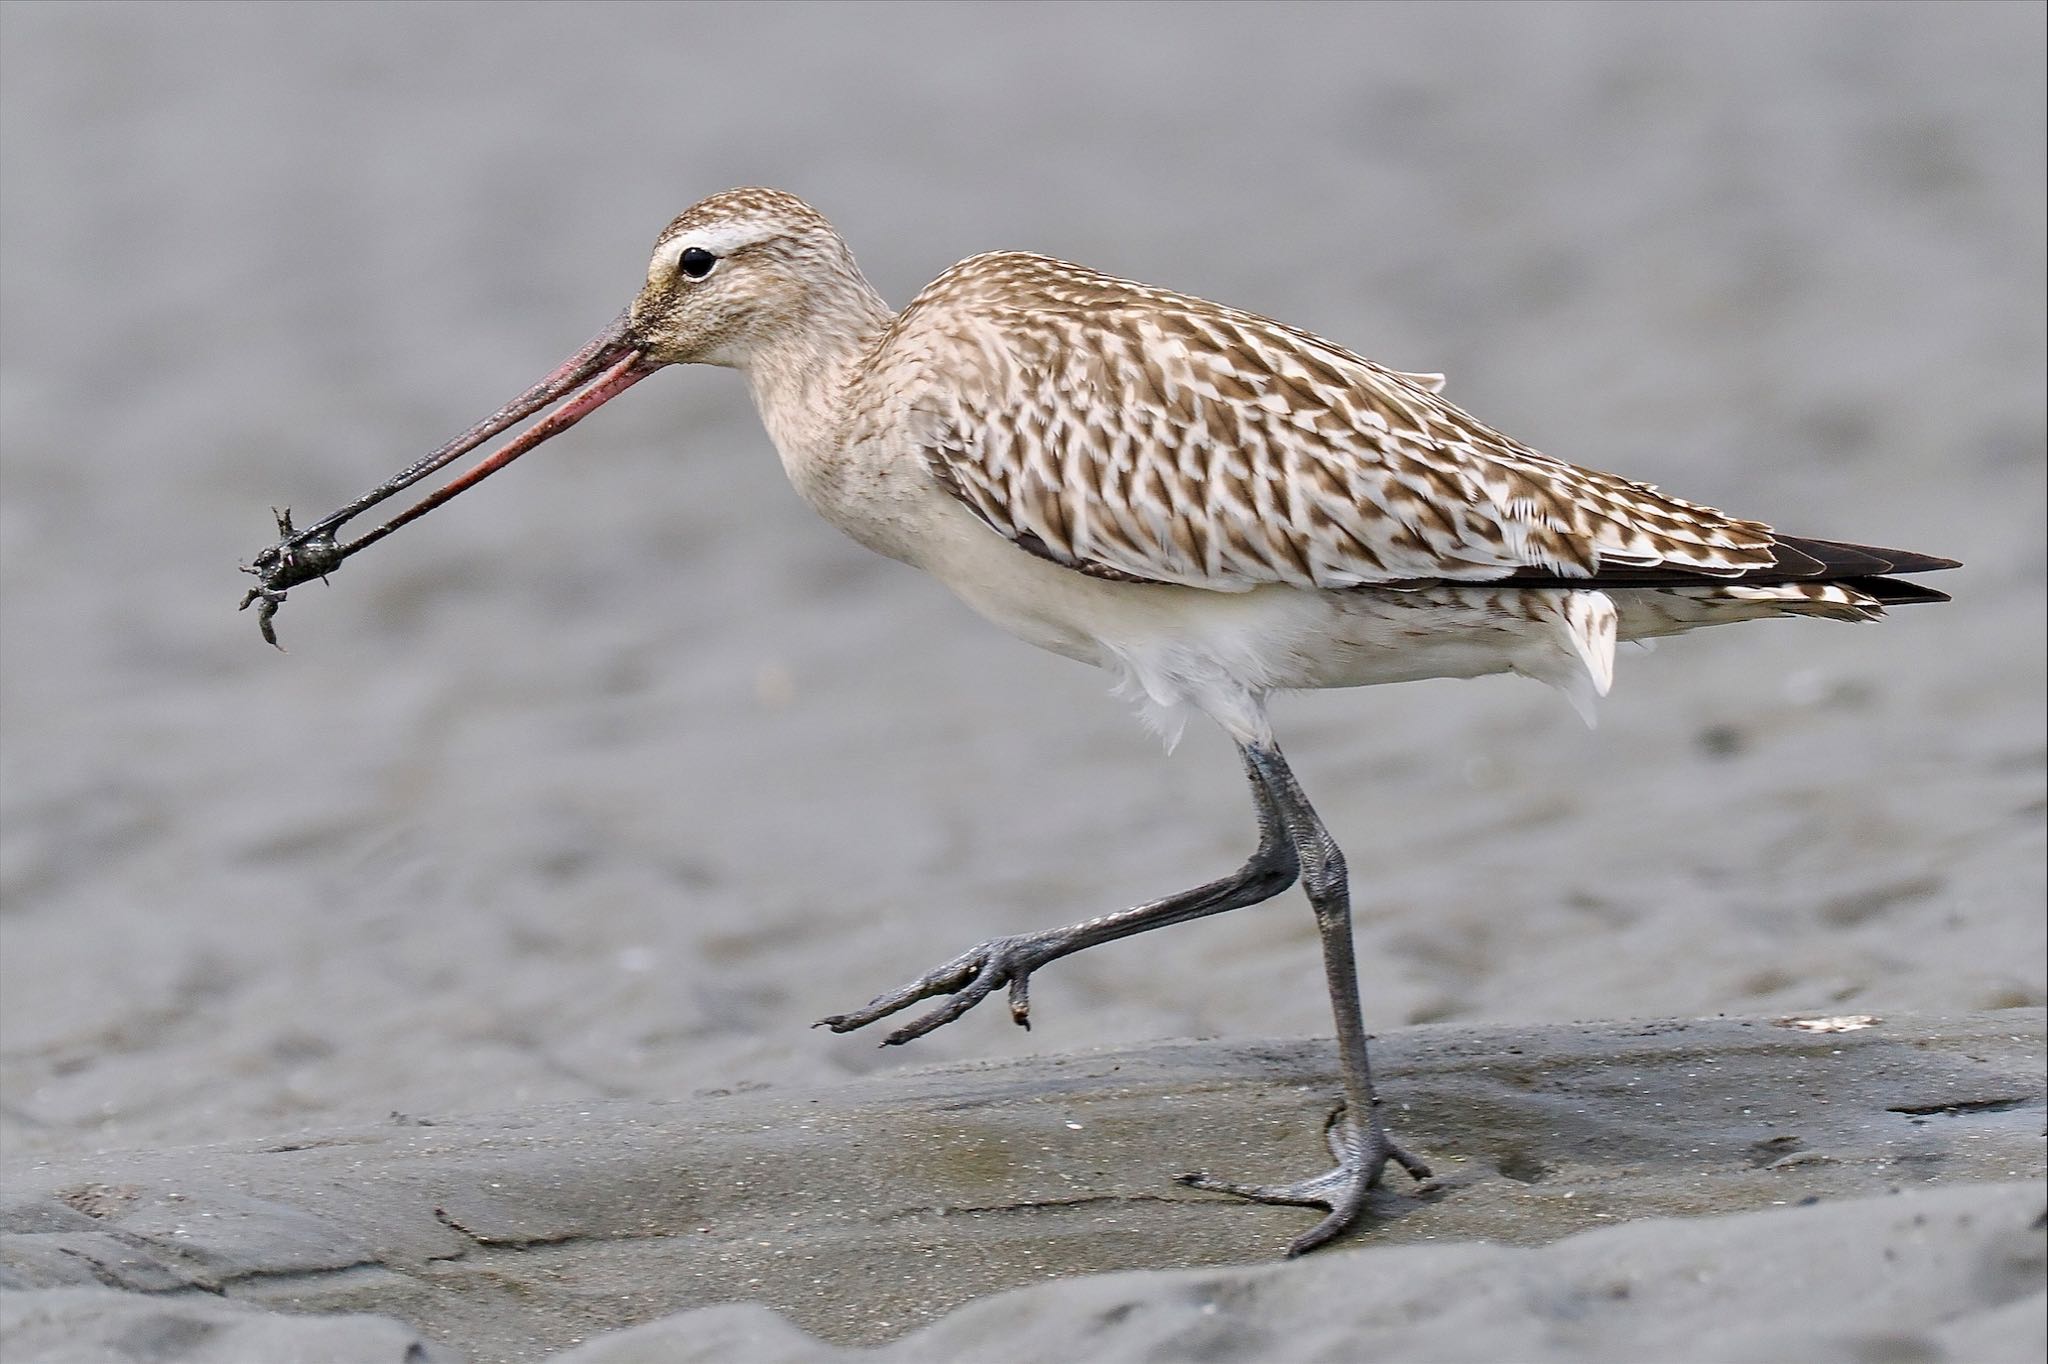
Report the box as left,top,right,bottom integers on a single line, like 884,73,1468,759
1,1,2041,1156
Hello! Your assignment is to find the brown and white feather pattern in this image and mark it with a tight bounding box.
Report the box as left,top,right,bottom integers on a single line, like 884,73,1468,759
876,252,1778,593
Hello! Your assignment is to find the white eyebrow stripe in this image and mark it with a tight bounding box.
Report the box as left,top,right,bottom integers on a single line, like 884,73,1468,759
653,221,778,280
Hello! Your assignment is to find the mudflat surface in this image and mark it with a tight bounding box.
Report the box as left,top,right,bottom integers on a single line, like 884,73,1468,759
1,4,2042,1362
3,1013,2042,1362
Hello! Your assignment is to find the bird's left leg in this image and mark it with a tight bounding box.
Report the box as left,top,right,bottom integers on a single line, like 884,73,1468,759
1178,741,1431,1256
819,748,1298,1045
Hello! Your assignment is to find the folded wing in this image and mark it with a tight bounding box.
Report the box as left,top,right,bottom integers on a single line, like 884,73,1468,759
895,253,1951,599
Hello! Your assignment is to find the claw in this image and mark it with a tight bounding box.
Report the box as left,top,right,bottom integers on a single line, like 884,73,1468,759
1007,975,1032,1029
238,585,288,651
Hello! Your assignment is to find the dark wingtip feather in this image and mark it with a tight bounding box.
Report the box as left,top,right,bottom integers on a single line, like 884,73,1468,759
1775,535,1960,577
1844,576,1953,606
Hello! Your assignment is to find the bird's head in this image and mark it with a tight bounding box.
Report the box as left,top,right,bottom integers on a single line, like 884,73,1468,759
237,188,876,642
628,187,872,369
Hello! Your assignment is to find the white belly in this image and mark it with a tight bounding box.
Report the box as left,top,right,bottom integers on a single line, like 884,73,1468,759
819,463,1822,747
910,494,1592,742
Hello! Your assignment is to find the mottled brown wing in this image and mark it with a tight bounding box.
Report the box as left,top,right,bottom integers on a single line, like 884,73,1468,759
899,252,1781,593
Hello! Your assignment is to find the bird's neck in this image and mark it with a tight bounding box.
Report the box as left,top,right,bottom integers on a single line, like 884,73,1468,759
738,279,896,480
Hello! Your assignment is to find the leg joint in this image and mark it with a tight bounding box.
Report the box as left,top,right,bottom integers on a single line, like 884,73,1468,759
1253,831,1301,881
1297,835,1347,903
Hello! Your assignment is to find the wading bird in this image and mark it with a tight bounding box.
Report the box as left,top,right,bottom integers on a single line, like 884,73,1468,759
242,189,1955,1256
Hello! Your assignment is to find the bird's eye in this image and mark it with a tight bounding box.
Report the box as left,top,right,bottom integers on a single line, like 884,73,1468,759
677,247,718,280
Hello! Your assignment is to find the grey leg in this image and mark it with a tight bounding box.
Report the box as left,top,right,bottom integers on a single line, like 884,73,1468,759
819,748,1299,1046
1178,742,1431,1256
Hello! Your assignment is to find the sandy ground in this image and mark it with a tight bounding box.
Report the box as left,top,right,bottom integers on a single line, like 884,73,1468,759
1,2,2042,1359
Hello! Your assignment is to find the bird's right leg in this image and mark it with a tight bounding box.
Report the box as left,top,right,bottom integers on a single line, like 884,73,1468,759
817,751,1300,1046
1176,742,1430,1255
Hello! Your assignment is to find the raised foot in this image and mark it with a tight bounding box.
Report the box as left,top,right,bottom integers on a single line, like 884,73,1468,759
816,933,1061,1047
1177,1104,1433,1257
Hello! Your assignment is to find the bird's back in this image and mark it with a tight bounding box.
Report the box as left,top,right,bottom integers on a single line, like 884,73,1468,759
863,251,1855,598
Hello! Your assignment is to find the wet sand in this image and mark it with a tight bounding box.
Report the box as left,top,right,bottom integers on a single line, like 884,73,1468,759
1,3,2041,1359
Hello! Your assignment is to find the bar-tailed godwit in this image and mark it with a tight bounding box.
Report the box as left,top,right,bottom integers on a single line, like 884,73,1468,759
242,188,1956,1256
